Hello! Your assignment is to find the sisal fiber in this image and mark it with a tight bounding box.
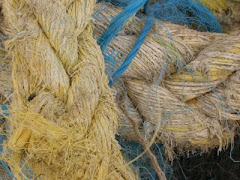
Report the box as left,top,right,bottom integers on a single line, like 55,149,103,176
0,0,137,179
93,3,240,159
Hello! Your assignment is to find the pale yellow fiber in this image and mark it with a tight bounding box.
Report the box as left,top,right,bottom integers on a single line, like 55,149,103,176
1,0,136,179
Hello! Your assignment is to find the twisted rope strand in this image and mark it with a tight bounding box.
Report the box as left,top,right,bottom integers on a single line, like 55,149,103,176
1,0,136,179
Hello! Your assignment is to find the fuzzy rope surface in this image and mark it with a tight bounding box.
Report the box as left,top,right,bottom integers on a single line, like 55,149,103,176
1,0,136,179
0,2,240,178
94,3,240,159
1,2,240,161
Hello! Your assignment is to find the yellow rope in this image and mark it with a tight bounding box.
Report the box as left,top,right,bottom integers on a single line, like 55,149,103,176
1,0,136,179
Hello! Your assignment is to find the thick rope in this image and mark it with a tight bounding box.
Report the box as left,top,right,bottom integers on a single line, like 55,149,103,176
94,3,240,159
1,0,137,179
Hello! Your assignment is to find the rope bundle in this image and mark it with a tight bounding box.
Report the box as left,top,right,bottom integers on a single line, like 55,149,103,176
0,0,239,179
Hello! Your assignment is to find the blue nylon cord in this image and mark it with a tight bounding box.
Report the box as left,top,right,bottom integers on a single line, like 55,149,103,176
97,0,148,52
109,16,154,86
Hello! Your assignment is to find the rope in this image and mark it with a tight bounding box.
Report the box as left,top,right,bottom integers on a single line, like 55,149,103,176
98,0,223,86
94,3,240,160
98,0,152,86
1,0,137,179
108,0,156,86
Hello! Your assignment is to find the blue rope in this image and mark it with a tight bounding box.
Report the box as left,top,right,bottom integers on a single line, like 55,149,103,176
117,137,173,179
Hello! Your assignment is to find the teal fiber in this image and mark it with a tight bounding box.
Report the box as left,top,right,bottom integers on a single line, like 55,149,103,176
151,0,222,32
97,0,148,52
99,0,222,33
109,16,154,86
97,0,149,86
98,0,157,87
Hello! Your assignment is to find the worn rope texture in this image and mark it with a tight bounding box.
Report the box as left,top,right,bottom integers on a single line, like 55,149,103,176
94,3,240,159
1,0,137,179
0,1,239,162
